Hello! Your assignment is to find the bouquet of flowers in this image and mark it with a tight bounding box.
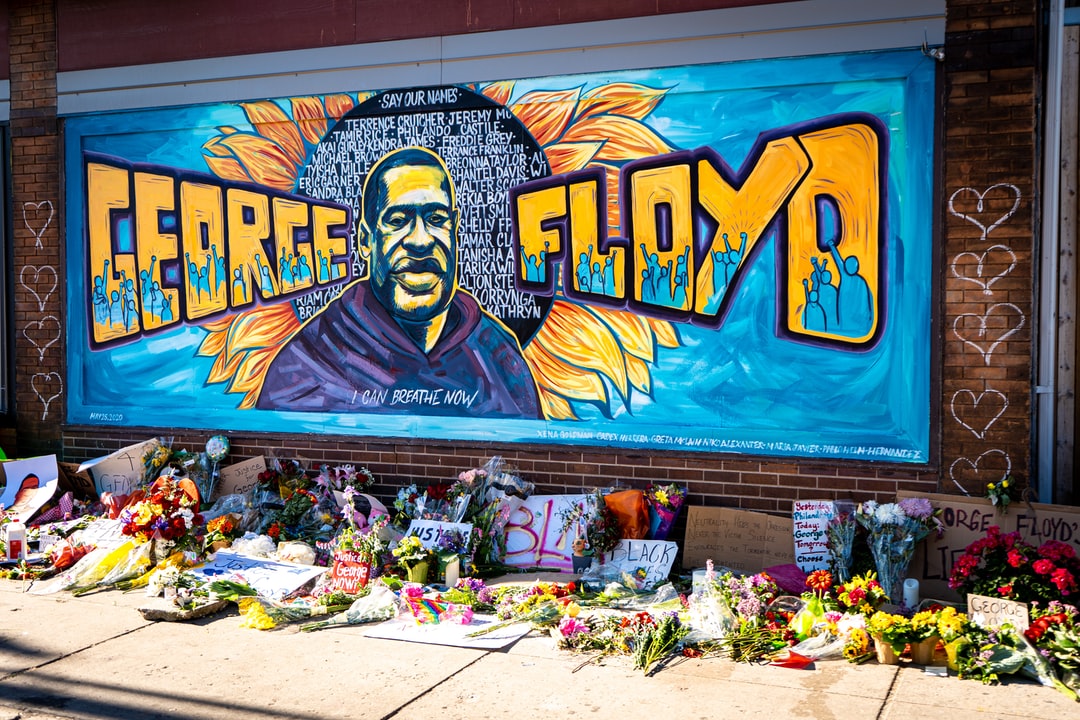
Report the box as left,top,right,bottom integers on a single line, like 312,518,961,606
315,464,375,499
559,490,623,558
825,511,858,583
832,571,887,615
985,475,1017,514
392,535,436,583
119,474,203,553
203,513,241,552
948,525,1080,603
643,483,686,540
855,498,942,603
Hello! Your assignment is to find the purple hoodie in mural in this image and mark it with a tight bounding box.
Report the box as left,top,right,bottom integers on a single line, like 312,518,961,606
256,280,542,418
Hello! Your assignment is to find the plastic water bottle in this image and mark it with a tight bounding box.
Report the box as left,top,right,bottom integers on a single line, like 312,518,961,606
5,521,26,561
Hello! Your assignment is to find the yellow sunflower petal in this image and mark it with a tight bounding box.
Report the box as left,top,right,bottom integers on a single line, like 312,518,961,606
240,101,307,167
196,324,230,358
647,317,680,348
524,342,609,403
578,83,670,122
481,81,515,106
626,354,651,394
207,347,245,385
544,141,604,174
535,300,628,400
561,115,674,162
536,387,575,421
229,346,280,395
588,306,655,363
291,97,329,146
511,87,583,146
225,304,301,360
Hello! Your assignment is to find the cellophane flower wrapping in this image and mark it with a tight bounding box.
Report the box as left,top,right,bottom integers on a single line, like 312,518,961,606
826,512,857,584
855,499,939,603
644,484,686,541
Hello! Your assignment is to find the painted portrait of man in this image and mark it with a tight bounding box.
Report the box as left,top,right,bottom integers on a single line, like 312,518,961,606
256,146,543,418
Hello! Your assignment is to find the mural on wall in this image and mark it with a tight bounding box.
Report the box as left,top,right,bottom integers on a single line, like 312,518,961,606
65,50,935,462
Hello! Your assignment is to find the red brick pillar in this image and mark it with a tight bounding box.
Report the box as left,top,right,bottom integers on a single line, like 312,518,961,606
9,0,62,457
941,0,1038,494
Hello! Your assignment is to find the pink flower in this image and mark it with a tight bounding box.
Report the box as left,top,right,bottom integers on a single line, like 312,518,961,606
558,615,590,637
1051,568,1076,594
1006,549,1026,568
1040,541,1076,563
1033,559,1056,575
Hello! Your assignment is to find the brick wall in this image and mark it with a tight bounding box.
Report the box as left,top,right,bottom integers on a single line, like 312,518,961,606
3,1,1050,522
940,0,1038,496
9,0,62,459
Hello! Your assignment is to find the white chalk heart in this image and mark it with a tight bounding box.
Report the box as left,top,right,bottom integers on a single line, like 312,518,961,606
950,244,1016,296
22,315,61,360
30,372,63,421
19,264,58,312
948,449,1012,494
22,200,54,249
952,303,1025,366
948,184,1021,239
950,388,1008,440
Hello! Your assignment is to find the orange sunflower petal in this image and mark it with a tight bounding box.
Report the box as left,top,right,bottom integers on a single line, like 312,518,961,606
202,154,254,184
324,93,358,121
511,87,583,146
626,354,652,395
561,116,674,162
588,306,656,363
647,317,681,348
544,141,604,174
214,134,298,191
481,81,515,106
291,97,329,146
229,346,280,395
207,347,246,385
240,101,307,167
578,83,670,122
196,324,230,357
225,305,301,359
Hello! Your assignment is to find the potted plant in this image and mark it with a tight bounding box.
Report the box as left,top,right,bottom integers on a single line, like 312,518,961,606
392,534,435,584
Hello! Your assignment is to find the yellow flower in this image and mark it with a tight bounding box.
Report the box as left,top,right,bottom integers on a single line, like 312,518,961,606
564,601,581,618
1002,480,1010,488
655,489,670,507
987,482,995,490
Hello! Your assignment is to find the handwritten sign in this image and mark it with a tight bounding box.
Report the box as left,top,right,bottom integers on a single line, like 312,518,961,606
217,456,267,496
683,506,795,572
405,520,473,550
328,549,372,594
73,517,128,550
900,491,1080,602
601,539,678,589
792,500,835,572
968,593,1029,632
190,549,326,601
504,494,590,571
57,462,96,500
78,438,163,498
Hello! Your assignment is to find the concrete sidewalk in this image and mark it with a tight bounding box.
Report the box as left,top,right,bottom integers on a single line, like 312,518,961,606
1,579,1076,720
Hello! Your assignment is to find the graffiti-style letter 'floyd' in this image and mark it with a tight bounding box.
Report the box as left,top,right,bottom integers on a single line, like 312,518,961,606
513,114,886,348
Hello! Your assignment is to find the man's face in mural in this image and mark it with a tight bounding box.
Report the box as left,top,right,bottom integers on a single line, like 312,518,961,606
361,152,459,323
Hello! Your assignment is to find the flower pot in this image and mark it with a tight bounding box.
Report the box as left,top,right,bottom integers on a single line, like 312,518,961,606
873,635,899,665
910,636,939,665
405,560,429,584
945,639,963,672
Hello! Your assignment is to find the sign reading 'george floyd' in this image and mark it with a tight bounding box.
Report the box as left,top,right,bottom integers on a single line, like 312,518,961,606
66,50,934,462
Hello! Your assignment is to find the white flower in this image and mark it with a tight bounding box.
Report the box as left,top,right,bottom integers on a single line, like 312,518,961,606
875,503,906,525
859,500,878,517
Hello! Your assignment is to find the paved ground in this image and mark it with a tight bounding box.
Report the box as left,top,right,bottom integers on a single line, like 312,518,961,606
1,578,1077,720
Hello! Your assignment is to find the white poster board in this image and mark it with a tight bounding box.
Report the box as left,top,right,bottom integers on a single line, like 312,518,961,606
405,519,473,551
504,494,590,571
0,455,60,523
601,539,678,589
190,550,327,601
78,438,163,497
792,499,835,572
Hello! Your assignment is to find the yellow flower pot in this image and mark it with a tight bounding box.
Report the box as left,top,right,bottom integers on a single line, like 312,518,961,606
405,560,429,584
873,635,899,665
910,636,939,665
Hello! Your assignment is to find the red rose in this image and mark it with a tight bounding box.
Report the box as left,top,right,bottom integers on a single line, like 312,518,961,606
1033,559,1056,575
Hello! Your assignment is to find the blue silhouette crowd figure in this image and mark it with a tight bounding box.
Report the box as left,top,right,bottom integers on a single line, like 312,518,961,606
800,239,873,336
520,241,550,284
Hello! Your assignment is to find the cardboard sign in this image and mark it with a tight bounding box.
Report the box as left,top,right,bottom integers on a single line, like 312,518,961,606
900,491,1080,602
601,539,678,589
405,519,473,551
0,455,60,523
682,505,795,572
504,494,590,571
968,593,1029,632
78,438,163,498
792,499,834,572
57,462,96,500
72,517,129,550
217,456,267,497
328,549,372,594
190,549,327,601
